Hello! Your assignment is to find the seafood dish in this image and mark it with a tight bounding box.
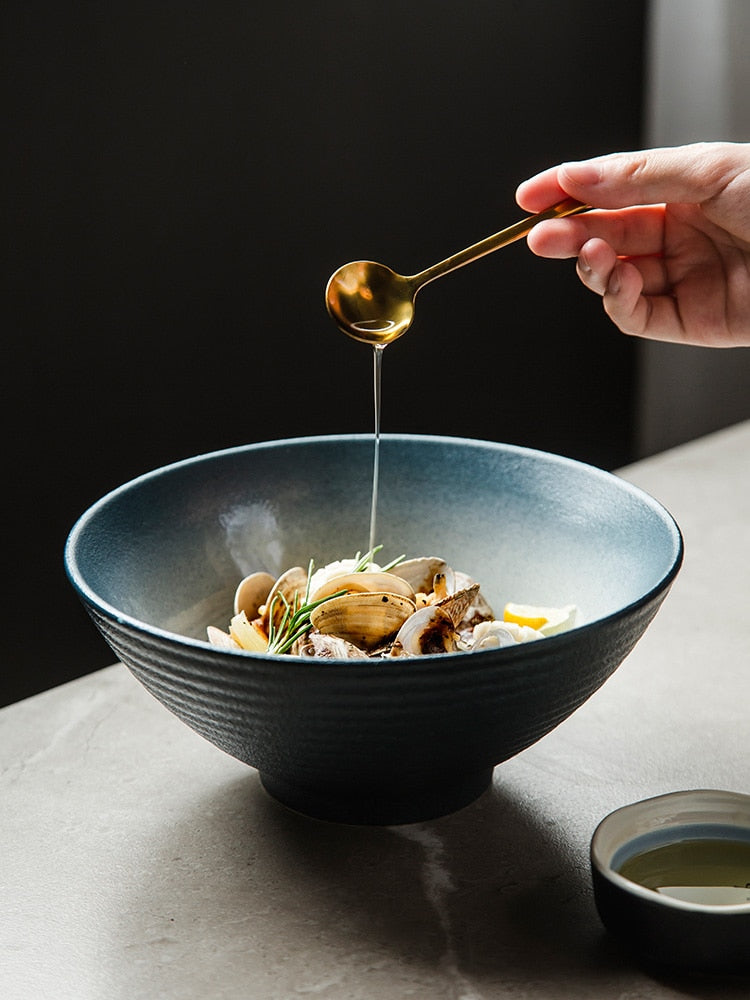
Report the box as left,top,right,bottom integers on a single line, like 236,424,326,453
208,548,577,659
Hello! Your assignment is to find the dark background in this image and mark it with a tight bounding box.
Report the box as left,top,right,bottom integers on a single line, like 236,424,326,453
3,1,646,706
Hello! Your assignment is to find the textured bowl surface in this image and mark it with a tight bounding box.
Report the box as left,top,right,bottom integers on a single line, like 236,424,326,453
591,789,750,972
65,434,682,824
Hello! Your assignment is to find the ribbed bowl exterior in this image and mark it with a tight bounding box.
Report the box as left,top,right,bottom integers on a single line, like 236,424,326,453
66,434,682,824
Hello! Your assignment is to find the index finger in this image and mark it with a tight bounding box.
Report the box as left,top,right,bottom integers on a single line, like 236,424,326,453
517,142,746,213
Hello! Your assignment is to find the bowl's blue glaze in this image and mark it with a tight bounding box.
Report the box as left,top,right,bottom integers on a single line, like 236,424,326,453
65,434,683,824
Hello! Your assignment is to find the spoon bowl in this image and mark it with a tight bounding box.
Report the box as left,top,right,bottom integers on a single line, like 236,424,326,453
325,261,415,345
326,198,589,344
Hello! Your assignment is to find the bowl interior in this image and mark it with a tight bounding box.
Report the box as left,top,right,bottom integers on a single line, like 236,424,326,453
66,433,682,647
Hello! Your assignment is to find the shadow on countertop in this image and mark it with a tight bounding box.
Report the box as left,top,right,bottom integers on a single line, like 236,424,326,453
109,773,750,998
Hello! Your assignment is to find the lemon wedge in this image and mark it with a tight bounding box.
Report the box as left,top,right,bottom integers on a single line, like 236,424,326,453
503,602,578,637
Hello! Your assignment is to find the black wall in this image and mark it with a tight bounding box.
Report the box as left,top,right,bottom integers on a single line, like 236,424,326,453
3,1,646,706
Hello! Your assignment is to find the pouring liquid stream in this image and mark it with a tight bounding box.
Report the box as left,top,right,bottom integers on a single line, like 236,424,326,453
348,319,398,556
369,344,385,555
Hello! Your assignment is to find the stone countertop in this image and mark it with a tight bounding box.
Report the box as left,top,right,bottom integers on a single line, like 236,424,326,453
2,422,750,1000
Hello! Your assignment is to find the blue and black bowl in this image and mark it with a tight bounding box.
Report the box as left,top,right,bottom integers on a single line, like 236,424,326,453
65,434,682,824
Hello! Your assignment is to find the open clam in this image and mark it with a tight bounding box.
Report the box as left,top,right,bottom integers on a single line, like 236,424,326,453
262,565,308,634
310,591,416,651
209,565,309,653
390,605,459,657
233,571,275,618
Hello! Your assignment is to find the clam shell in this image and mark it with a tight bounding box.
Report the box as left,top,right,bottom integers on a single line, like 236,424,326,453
310,592,415,651
436,583,481,627
390,556,448,594
310,571,415,603
390,604,458,657
233,571,275,617
262,566,308,633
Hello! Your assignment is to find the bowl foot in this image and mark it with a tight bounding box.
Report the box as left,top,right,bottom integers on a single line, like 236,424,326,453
259,767,494,825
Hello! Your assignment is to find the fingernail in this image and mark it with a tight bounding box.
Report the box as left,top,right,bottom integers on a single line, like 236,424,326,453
560,161,602,187
607,267,621,296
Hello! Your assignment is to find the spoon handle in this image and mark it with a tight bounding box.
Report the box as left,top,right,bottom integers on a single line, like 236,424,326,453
412,198,590,288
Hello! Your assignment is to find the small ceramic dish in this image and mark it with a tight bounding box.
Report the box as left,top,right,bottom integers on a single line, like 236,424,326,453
591,789,750,972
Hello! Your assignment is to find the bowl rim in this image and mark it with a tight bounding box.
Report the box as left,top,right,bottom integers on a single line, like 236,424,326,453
591,788,750,915
64,432,684,666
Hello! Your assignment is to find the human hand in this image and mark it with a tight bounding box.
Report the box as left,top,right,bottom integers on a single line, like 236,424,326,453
516,142,750,347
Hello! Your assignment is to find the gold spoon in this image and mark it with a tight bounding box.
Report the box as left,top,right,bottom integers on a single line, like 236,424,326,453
325,198,589,345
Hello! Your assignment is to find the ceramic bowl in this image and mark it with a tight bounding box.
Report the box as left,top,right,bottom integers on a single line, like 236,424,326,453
65,434,682,824
591,789,750,972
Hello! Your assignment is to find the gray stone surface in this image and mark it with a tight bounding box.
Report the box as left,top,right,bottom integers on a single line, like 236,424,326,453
3,422,750,999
